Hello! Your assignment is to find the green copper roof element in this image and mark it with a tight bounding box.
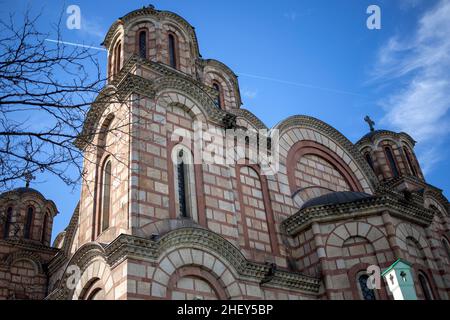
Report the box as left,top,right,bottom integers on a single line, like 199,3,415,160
381,258,412,276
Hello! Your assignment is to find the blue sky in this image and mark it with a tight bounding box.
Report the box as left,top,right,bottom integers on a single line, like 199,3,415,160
3,0,449,241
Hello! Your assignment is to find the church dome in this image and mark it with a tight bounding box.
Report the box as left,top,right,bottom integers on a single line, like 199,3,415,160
300,191,373,210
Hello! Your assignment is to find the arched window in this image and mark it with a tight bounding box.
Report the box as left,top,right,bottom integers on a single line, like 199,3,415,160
168,33,177,69
403,147,417,177
172,147,198,221
212,82,223,109
41,212,49,244
442,238,450,261
114,41,122,75
385,147,399,178
177,150,188,218
138,30,147,59
24,206,34,239
3,207,12,239
418,272,434,300
358,274,377,300
364,152,374,171
101,159,112,232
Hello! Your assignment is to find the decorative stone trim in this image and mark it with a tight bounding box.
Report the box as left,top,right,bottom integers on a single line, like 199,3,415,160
228,108,268,130
2,250,45,274
282,192,434,236
105,228,320,294
274,115,378,190
355,130,416,149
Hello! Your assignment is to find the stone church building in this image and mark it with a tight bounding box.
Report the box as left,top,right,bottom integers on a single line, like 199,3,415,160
0,6,449,300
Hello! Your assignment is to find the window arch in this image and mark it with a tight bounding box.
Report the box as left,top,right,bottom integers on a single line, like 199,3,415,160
138,29,147,59
212,82,223,109
357,274,377,300
24,206,34,239
418,272,434,300
100,159,112,233
41,211,49,244
384,146,399,178
442,237,450,262
3,207,13,239
364,152,374,171
172,146,197,221
403,147,417,177
114,41,122,75
168,33,178,69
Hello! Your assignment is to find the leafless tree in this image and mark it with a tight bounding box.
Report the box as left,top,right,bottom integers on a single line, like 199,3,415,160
0,8,128,191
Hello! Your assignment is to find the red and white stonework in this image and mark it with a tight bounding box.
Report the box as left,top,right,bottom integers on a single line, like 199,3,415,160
1,6,449,300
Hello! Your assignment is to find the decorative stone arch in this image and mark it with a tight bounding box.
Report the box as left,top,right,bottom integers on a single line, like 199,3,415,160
424,193,448,217
135,218,205,239
154,86,212,124
203,70,235,110
287,140,364,193
274,116,376,198
228,108,268,131
107,27,125,78
395,223,434,268
54,242,114,300
167,266,229,300
4,250,44,274
72,257,114,300
202,59,242,108
326,222,389,257
150,246,242,299
124,19,157,60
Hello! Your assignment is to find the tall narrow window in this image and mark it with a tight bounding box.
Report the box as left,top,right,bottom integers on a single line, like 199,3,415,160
138,30,147,59
365,152,374,171
418,273,434,300
101,160,112,232
41,212,48,244
442,238,450,261
212,82,222,109
385,147,399,178
24,207,33,239
358,274,376,300
177,150,188,218
403,147,417,177
168,34,177,69
114,42,122,75
3,207,12,239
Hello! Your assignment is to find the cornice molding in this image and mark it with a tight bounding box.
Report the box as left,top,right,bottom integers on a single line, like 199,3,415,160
282,191,434,236
47,227,320,299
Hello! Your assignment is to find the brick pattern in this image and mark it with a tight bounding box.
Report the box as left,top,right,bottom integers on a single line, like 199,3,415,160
239,166,271,253
171,276,219,300
294,154,351,200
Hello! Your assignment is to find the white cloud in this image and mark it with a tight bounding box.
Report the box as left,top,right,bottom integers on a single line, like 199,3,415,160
80,16,106,40
373,0,450,173
242,89,258,100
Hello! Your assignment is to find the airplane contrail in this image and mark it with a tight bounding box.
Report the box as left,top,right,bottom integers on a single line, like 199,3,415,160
45,39,107,51
45,39,364,97
237,72,365,97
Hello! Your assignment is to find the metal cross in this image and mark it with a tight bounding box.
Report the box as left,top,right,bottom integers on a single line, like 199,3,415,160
364,115,375,132
24,171,35,188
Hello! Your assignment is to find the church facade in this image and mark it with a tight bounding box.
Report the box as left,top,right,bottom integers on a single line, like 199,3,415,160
0,6,449,300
